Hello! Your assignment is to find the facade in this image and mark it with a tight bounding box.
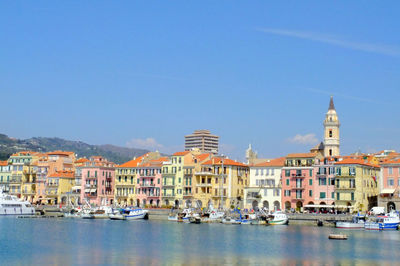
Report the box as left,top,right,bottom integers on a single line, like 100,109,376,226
185,130,219,154
0,161,11,191
378,158,400,211
334,158,380,212
46,170,75,205
281,153,323,211
323,96,340,157
194,157,249,209
8,151,35,199
245,157,285,211
313,158,336,206
80,156,116,206
136,157,168,207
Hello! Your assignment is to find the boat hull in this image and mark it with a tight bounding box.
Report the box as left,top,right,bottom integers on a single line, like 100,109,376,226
336,222,364,229
269,219,289,225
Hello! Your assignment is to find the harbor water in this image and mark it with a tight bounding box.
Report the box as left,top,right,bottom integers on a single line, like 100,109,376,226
1,217,400,265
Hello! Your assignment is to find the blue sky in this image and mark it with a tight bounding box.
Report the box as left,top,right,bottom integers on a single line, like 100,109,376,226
1,2,399,161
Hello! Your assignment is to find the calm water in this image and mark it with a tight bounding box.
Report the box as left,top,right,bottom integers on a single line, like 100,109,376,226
1,217,400,265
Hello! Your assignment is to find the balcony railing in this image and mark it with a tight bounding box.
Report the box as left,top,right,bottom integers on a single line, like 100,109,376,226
196,183,212,187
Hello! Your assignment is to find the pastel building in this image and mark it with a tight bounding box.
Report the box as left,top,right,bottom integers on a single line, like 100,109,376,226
194,157,249,209
313,158,336,206
0,161,11,191
245,157,285,211
8,151,36,200
281,153,323,211
334,158,380,212
136,157,168,207
80,156,116,206
46,170,75,205
378,158,400,211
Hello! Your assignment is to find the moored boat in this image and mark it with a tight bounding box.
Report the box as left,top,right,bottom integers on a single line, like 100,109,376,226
0,187,35,216
268,211,289,225
109,208,149,220
329,233,348,240
365,211,400,230
336,214,365,229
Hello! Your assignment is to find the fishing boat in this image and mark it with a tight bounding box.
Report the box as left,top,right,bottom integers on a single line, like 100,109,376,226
365,211,400,230
329,233,348,240
109,208,149,220
201,209,225,223
0,187,35,216
221,216,242,224
336,214,365,229
268,211,289,225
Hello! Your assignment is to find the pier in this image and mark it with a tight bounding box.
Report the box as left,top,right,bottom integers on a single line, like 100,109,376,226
287,213,352,226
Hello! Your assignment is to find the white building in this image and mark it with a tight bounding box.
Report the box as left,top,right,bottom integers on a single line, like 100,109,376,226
244,157,285,211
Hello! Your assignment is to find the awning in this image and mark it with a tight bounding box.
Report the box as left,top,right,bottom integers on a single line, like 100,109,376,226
380,188,395,194
90,189,97,193
304,204,335,208
334,205,354,209
84,189,90,193
72,186,81,191
245,188,261,193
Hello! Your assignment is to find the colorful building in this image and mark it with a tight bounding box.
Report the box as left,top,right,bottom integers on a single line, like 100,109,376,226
194,156,249,209
46,170,75,205
8,151,36,200
245,157,285,211
281,153,323,211
378,158,400,211
80,156,116,206
334,158,380,212
0,161,11,191
136,157,168,207
313,157,336,207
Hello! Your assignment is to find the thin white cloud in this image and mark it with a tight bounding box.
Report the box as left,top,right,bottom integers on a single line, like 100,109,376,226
126,137,164,150
256,28,400,57
288,133,319,145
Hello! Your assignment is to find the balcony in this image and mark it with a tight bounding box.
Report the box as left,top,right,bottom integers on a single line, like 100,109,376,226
291,173,306,178
146,194,160,198
140,183,155,188
194,171,215,176
162,194,176,198
211,194,227,198
196,183,212,187
183,183,192,188
162,183,175,188
246,193,261,200
335,186,356,190
291,184,305,190
46,183,59,187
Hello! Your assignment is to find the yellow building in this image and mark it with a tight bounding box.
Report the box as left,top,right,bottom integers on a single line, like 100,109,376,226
0,161,11,191
334,158,380,212
115,152,160,206
8,151,36,199
194,157,249,209
46,170,75,205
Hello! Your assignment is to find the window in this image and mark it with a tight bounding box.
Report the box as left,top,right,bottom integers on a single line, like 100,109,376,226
388,178,394,187
131,177,133,184
351,192,354,201
260,169,263,176
349,167,356,176
331,192,334,199
309,190,312,197
320,192,326,199
329,149,332,156
329,130,332,138
285,170,290,177
389,167,393,175
119,176,121,182
256,169,259,176
286,179,289,186
336,192,340,200
271,169,274,175
309,179,312,185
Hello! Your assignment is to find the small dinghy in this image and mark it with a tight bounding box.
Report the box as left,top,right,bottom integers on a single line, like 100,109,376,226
328,233,348,240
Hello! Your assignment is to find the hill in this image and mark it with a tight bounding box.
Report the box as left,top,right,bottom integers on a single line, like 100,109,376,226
0,134,150,164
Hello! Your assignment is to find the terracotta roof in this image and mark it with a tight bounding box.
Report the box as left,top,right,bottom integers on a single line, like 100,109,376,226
202,157,248,167
48,170,75,178
173,151,190,156
195,153,212,162
118,153,149,168
334,158,380,168
0,161,8,166
140,157,169,167
75,158,90,163
11,151,37,156
253,157,286,167
380,158,400,165
286,153,316,158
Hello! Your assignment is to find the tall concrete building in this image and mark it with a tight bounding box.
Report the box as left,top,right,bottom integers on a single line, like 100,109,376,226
323,96,340,157
184,130,219,154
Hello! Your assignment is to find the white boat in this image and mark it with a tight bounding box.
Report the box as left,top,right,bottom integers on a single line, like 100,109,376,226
201,209,225,223
82,206,114,219
0,187,35,215
221,217,242,224
109,208,149,220
336,214,365,229
169,208,196,222
268,211,289,225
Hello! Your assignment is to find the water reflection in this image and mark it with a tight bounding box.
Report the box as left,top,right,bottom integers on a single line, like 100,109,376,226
1,218,400,265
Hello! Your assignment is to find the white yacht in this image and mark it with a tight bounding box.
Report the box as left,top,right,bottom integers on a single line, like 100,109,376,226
0,187,35,215
268,211,289,225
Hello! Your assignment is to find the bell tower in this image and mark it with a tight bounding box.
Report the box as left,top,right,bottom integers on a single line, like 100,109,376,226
323,96,340,157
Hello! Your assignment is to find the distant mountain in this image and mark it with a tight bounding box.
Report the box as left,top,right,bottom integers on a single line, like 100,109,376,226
0,134,150,164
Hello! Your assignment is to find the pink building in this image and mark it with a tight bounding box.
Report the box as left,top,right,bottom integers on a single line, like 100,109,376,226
80,156,116,206
313,157,336,206
281,153,321,212
378,158,400,211
136,157,168,207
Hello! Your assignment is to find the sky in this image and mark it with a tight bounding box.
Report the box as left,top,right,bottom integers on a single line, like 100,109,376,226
1,1,399,161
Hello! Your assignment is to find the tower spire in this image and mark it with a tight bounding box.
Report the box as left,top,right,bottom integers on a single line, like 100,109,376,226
329,96,335,110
